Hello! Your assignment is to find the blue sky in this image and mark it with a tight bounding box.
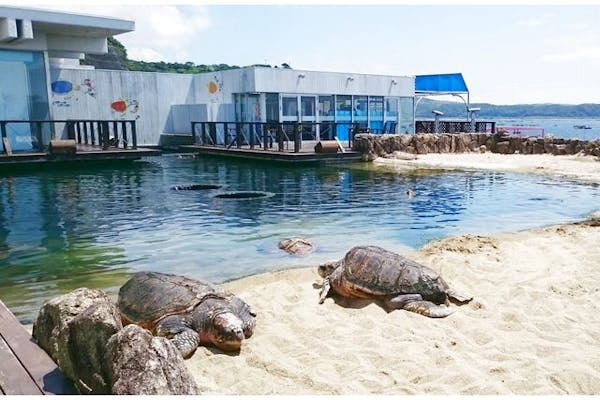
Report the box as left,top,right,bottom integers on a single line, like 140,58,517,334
7,2,600,105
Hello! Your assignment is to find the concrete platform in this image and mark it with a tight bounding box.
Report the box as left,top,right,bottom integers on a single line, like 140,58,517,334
0,145,161,167
181,144,362,164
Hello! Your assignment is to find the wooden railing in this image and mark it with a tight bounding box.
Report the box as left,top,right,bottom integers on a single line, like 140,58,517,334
0,119,137,155
66,120,137,150
189,121,403,152
191,121,349,153
416,120,496,134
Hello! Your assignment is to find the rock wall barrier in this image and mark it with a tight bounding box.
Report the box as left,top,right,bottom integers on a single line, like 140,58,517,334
353,133,600,161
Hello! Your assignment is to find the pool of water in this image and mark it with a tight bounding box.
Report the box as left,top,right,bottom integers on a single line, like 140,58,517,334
1,155,599,323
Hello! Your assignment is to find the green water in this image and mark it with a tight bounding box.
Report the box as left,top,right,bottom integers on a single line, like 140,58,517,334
1,155,599,323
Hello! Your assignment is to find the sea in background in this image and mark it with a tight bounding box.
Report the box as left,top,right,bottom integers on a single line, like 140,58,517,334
492,117,600,140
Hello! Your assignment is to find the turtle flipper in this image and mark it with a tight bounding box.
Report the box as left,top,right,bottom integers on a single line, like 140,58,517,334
155,315,200,359
446,288,473,304
402,300,456,318
318,278,331,304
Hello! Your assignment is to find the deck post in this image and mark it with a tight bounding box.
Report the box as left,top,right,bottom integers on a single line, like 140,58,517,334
34,121,43,151
120,121,128,149
130,121,137,149
294,124,301,153
236,122,242,149
277,125,284,152
249,123,255,149
101,121,110,150
112,121,118,147
1,122,7,154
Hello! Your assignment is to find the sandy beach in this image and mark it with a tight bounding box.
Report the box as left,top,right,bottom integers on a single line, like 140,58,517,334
373,152,600,184
185,154,600,395
186,212,600,394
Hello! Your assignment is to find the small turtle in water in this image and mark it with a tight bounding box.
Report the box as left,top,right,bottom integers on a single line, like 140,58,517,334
118,271,256,358
278,237,314,255
317,245,472,317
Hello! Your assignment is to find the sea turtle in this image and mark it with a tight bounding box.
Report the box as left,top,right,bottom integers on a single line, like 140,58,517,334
118,271,256,358
317,245,472,318
278,237,314,255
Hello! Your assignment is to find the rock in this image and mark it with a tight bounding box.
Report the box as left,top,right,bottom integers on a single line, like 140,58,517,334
104,325,199,395
495,141,511,154
392,151,418,160
479,145,486,153
33,288,123,394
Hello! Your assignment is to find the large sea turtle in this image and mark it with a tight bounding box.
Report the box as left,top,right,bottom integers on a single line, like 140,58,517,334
118,271,256,358
317,245,472,317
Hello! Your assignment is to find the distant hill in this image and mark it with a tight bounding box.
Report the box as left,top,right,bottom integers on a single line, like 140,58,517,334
84,38,600,118
416,98,600,119
82,37,289,73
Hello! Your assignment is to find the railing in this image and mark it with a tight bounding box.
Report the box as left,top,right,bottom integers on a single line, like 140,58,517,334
415,120,496,134
0,119,137,154
191,121,353,153
67,120,137,150
190,121,403,152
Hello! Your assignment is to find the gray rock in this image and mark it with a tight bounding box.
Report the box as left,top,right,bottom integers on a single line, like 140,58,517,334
104,325,199,395
33,288,122,394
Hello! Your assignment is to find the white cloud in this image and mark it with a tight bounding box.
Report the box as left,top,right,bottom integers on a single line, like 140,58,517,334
543,46,600,62
515,13,555,28
11,4,212,62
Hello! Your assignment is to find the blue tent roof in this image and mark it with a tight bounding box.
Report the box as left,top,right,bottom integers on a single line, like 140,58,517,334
415,73,468,94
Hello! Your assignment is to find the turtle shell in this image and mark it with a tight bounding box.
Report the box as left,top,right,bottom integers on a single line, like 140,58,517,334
341,246,449,304
118,271,232,329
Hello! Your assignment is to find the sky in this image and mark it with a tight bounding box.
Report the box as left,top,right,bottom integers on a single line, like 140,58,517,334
3,1,600,105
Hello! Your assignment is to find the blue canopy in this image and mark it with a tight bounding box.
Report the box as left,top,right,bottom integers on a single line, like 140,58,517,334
415,73,468,94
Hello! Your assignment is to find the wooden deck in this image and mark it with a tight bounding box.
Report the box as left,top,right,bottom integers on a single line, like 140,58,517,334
181,143,362,163
0,300,75,395
0,144,160,166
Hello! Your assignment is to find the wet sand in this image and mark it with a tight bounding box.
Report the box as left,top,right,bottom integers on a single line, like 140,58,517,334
185,214,600,394
373,152,600,183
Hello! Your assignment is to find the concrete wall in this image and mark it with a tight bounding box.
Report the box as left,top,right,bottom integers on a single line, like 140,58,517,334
48,66,417,146
254,68,414,97
49,68,196,145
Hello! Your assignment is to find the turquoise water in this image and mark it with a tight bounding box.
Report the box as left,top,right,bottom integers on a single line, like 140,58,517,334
1,155,599,323
494,117,600,140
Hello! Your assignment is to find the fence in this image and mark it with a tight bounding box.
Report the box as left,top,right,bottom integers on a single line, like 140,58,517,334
415,120,496,134
0,119,137,154
191,121,358,153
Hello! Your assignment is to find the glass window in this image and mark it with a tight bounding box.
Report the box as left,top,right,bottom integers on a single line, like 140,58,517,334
399,97,414,134
353,96,368,119
318,96,334,118
265,93,279,122
0,50,50,152
247,94,260,122
369,96,383,133
385,98,398,118
301,96,315,117
282,96,298,117
335,95,352,121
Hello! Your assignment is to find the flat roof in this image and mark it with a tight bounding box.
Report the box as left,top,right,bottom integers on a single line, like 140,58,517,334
0,6,134,37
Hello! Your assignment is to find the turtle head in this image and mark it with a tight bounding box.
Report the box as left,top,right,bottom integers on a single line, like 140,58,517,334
209,312,245,352
318,261,339,278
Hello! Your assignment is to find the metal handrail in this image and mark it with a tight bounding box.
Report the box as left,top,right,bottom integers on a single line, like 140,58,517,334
0,119,138,155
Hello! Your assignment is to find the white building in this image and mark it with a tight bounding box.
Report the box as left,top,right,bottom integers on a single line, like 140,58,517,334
1,6,416,151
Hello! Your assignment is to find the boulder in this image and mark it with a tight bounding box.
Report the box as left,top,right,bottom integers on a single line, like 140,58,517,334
495,141,511,154
104,325,199,395
33,288,122,394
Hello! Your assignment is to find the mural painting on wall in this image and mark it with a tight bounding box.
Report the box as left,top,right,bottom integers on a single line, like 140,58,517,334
110,99,140,120
50,79,96,107
207,75,223,102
